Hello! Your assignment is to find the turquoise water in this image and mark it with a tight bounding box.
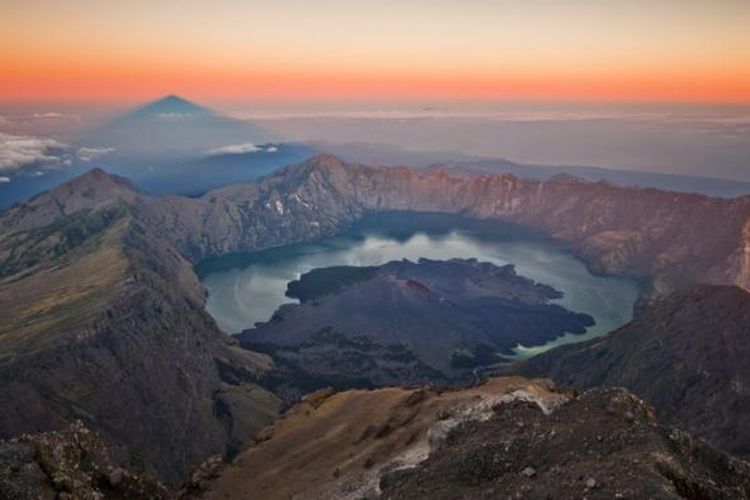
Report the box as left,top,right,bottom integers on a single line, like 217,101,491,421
197,212,639,357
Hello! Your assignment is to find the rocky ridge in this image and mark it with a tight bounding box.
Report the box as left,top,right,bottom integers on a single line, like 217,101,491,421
201,377,750,500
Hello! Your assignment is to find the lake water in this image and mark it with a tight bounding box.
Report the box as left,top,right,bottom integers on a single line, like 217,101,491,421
196,212,639,358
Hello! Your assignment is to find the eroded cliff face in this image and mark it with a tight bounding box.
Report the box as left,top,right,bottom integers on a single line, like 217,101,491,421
134,155,750,298
726,217,750,290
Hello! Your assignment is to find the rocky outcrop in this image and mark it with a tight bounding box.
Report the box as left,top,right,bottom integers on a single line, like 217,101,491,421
0,421,168,499
200,378,750,500
380,387,750,500
518,285,750,459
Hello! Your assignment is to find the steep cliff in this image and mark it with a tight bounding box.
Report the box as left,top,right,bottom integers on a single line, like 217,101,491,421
136,155,750,297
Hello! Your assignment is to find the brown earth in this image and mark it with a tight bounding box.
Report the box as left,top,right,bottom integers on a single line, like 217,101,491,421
202,377,750,500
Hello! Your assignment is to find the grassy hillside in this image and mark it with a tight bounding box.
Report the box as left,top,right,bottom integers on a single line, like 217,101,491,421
0,214,129,363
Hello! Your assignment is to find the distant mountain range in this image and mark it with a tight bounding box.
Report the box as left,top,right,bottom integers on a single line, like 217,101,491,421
312,140,750,198
3,96,750,211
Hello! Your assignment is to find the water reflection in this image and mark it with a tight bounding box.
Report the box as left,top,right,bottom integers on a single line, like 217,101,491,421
197,212,639,357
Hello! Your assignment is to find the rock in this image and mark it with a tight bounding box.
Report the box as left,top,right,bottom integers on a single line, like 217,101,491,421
0,422,167,499
108,467,124,486
379,387,750,499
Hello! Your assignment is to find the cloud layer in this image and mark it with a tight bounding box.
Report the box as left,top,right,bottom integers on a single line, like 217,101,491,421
0,132,68,171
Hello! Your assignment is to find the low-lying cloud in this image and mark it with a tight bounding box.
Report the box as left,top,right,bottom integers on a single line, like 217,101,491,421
206,142,261,155
0,132,68,171
77,147,116,162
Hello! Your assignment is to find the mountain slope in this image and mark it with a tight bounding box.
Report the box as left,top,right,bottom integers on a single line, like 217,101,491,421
202,378,750,500
0,172,281,485
518,285,750,458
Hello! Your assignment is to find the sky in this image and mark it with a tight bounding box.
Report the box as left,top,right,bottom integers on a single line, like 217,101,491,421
2,0,750,103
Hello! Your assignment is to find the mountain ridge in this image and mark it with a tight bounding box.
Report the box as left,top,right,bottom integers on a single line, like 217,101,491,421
202,377,750,499
3,156,750,486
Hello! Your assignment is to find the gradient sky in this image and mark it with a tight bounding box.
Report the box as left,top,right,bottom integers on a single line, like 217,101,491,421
2,0,750,103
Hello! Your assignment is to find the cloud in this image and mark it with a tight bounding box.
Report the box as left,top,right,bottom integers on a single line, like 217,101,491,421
33,112,65,119
0,132,68,172
206,142,261,155
0,176,10,183
77,147,116,162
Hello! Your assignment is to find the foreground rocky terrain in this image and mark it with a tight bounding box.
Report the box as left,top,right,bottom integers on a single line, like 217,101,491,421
0,421,167,499
201,377,750,499
519,285,750,460
3,155,750,488
239,258,592,398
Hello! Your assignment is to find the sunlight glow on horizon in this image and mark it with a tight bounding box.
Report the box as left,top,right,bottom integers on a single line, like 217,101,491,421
2,0,750,103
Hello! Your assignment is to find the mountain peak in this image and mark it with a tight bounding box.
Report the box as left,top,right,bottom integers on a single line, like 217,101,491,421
44,168,138,211
0,168,138,237
132,94,210,117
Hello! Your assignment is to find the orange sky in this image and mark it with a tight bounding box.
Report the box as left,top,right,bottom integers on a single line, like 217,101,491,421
2,0,750,103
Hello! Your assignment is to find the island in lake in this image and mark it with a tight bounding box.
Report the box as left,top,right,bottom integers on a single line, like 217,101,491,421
238,258,594,397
